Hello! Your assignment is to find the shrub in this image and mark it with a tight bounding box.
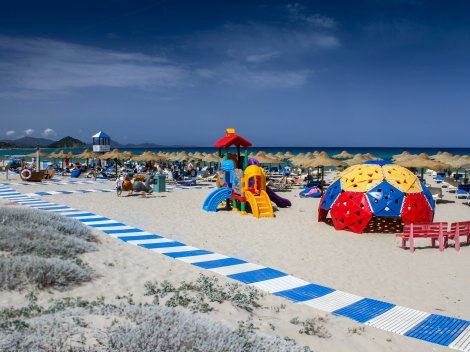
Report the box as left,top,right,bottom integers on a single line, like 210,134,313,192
0,225,97,259
0,255,95,290
0,207,96,243
0,294,315,352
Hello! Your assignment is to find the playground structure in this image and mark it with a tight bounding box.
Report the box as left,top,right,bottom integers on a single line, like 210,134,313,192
203,128,277,218
318,160,436,234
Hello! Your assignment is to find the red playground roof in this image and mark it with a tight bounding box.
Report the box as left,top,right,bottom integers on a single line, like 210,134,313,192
214,129,252,148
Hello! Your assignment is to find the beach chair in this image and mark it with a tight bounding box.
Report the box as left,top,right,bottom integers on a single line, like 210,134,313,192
427,187,443,202
396,222,448,253
177,177,197,186
456,184,470,199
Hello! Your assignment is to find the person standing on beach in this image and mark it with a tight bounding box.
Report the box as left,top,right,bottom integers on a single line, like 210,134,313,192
116,174,123,196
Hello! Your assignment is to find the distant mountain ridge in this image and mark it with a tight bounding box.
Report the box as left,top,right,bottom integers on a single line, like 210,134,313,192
0,136,198,149
49,136,87,148
5,136,55,147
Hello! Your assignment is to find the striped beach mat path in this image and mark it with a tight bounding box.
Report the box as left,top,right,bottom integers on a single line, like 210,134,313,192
1,186,469,351
0,179,109,186
16,186,217,197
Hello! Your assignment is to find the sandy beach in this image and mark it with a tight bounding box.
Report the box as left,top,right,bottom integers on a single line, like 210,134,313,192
1,172,468,351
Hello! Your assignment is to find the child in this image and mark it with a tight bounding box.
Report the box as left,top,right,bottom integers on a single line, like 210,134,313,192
116,174,123,196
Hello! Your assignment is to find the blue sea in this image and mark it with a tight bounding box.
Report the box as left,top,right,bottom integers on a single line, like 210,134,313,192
1,146,469,161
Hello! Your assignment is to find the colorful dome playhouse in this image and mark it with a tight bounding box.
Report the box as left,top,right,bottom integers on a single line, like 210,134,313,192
318,160,435,234
203,128,290,218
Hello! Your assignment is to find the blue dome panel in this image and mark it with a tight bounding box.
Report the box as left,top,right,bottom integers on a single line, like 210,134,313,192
366,181,404,217
320,178,342,211
364,160,393,166
420,181,436,212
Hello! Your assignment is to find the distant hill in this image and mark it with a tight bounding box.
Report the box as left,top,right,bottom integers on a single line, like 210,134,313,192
48,136,86,148
0,141,15,148
1,135,196,150
8,136,55,147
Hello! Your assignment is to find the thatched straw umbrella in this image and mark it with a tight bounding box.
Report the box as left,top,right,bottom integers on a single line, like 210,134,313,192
396,153,451,180
288,153,305,166
173,151,190,161
284,151,294,159
333,150,354,159
49,150,73,169
122,151,134,159
345,153,377,166
25,150,50,158
75,149,99,167
445,156,470,183
392,151,413,162
252,151,280,164
132,151,157,162
100,149,128,175
75,149,98,159
303,152,346,181
430,151,454,162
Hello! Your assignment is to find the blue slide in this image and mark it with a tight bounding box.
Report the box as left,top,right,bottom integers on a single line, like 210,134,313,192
203,188,233,212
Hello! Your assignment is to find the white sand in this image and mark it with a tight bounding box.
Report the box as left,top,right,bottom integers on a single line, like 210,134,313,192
1,174,468,351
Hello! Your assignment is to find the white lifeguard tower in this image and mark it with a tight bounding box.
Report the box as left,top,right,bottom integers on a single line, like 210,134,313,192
92,131,111,153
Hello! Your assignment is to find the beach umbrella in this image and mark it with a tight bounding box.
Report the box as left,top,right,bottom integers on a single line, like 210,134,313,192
363,153,380,160
173,151,190,161
133,151,159,162
430,151,454,162
25,150,50,158
100,149,129,175
74,149,99,167
345,153,377,166
155,152,170,161
392,151,413,162
303,152,346,181
288,153,305,166
75,149,99,159
445,156,470,183
252,151,279,164
100,149,127,160
49,150,73,159
122,151,134,159
333,150,354,159
284,151,294,159
396,153,451,180
48,150,73,169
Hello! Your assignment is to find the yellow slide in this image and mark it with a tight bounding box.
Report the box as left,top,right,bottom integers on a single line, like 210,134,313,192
246,190,274,218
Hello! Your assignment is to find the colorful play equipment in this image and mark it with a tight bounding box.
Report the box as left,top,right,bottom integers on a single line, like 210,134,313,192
203,128,275,218
318,160,435,234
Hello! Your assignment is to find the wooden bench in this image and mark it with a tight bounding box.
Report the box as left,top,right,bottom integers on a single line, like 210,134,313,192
396,223,448,253
446,221,470,251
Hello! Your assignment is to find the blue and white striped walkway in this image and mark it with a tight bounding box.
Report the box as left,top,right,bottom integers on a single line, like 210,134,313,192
17,185,216,198
0,179,109,186
1,186,469,351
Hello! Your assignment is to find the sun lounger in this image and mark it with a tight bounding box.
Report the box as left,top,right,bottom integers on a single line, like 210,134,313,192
427,187,443,202
177,177,197,186
396,222,448,253
456,184,470,199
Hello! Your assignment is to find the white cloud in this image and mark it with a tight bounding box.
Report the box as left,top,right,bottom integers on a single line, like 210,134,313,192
245,51,280,64
5,130,15,136
42,128,57,137
208,64,310,89
0,36,188,94
286,3,337,29
24,128,35,136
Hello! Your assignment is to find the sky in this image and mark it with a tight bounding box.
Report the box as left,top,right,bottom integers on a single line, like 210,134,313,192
0,0,469,147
